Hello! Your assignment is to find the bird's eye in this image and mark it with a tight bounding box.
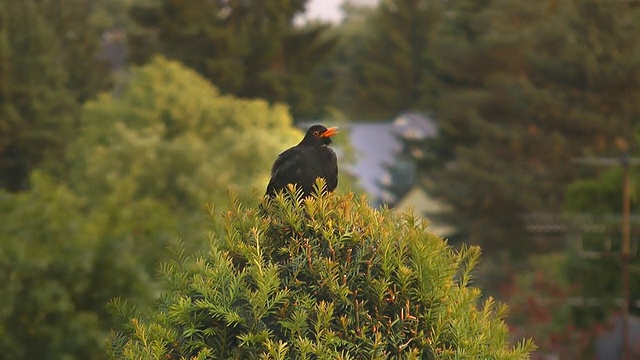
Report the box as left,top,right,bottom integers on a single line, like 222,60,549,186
313,130,320,137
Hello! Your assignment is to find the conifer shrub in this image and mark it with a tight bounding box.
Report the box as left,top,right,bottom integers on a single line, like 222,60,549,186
109,182,535,359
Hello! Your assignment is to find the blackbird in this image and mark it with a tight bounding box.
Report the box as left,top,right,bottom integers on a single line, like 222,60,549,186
266,124,339,198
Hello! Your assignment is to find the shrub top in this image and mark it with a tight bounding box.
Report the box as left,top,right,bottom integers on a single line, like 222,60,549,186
110,184,534,359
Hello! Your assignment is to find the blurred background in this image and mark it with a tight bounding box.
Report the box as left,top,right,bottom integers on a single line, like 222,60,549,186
1,0,640,359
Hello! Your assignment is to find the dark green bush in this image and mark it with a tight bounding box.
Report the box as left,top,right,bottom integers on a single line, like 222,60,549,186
109,183,535,359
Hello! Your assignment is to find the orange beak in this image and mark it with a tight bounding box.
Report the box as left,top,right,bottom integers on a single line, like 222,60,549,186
321,127,339,138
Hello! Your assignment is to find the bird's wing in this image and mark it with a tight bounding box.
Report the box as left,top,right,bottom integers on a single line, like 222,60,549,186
266,148,306,196
325,148,339,191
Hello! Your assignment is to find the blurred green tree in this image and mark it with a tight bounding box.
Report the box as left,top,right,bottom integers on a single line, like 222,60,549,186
416,0,640,253
87,0,136,32
320,3,375,118
66,55,302,239
420,0,559,251
0,0,78,191
566,167,638,216
504,166,640,357
565,166,640,311
0,172,174,360
68,57,300,212
36,0,113,103
344,0,441,119
109,187,535,359
127,0,336,120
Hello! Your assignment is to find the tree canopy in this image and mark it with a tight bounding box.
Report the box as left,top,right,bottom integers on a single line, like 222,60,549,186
344,0,440,119
413,0,640,252
109,187,535,359
0,0,78,191
67,56,301,223
0,172,171,359
128,0,337,120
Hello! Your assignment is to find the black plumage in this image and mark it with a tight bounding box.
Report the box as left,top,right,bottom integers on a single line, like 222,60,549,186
266,124,339,198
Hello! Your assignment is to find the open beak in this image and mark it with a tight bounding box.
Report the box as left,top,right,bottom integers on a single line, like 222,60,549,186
321,127,339,138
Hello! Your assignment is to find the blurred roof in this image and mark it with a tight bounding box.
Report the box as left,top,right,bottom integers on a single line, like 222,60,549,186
346,112,437,204
393,112,438,141
347,122,399,200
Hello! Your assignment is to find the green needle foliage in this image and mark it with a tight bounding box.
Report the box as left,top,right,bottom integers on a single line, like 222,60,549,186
109,181,535,359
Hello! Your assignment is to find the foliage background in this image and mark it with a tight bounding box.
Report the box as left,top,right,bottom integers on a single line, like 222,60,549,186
2,0,640,358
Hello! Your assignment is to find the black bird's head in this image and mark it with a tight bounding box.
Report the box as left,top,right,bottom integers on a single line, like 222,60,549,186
299,124,339,146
